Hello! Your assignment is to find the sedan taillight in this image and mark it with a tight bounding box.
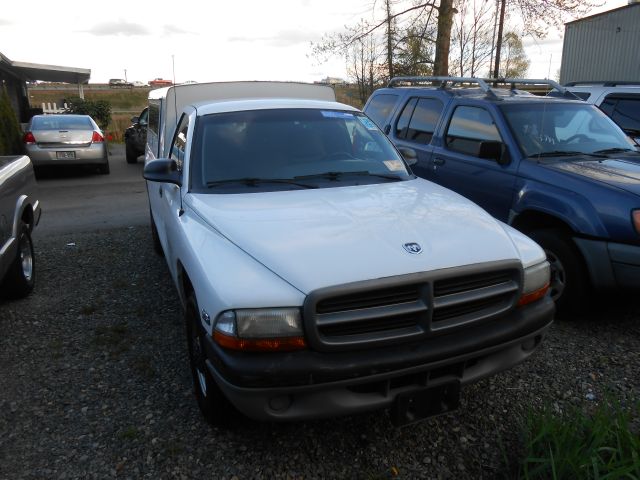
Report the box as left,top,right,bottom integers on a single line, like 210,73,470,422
92,131,104,143
23,132,36,144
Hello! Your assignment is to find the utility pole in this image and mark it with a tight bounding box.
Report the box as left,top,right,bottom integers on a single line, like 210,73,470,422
492,0,506,79
124,69,128,82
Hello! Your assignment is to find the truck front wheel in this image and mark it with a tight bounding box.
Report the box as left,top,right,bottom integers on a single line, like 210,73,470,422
528,228,588,315
185,294,238,426
1,222,35,299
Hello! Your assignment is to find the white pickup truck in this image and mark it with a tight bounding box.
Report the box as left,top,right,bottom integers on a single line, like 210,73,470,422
0,155,40,298
143,82,554,426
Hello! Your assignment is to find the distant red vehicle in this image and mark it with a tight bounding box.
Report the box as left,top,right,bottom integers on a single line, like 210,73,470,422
149,78,173,87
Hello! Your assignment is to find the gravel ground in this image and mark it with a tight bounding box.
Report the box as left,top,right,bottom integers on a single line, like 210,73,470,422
1,226,639,479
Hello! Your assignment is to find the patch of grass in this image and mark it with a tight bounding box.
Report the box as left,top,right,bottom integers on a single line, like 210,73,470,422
118,426,140,441
91,323,130,356
520,398,640,479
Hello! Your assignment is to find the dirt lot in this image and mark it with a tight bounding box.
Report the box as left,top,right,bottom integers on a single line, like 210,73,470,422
1,149,638,479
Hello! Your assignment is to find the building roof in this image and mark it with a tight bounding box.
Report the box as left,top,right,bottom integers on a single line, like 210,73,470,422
565,2,640,25
0,52,90,84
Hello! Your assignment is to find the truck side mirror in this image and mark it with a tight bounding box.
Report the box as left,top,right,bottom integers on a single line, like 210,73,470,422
397,147,418,166
478,141,510,166
143,158,182,186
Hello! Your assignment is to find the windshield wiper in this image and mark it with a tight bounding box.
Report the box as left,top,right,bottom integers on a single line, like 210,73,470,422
294,171,404,181
593,147,638,155
528,150,605,158
206,178,317,189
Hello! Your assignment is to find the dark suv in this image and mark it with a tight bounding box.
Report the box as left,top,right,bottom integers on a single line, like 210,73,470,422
124,107,148,164
364,77,640,313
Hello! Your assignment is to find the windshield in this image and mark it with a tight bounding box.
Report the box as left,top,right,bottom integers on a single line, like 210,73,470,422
190,108,411,193
500,103,639,158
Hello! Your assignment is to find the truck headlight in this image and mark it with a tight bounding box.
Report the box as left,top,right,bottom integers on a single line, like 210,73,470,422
518,261,550,306
213,308,306,351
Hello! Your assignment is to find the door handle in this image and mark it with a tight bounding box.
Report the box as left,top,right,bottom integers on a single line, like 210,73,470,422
433,157,445,166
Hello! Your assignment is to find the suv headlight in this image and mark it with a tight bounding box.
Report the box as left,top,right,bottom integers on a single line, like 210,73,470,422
518,261,550,306
213,308,306,352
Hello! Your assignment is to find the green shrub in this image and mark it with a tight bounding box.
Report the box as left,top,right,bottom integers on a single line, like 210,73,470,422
66,96,112,129
0,85,24,155
521,399,640,479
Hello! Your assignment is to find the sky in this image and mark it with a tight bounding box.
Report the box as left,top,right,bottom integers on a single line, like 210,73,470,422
0,0,630,84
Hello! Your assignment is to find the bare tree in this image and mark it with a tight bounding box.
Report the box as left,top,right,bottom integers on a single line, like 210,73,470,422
493,0,602,77
451,0,495,77
499,31,530,78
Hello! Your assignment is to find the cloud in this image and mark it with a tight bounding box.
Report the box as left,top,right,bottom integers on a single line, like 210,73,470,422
0,19,12,27
163,24,190,35
86,20,150,36
230,29,318,47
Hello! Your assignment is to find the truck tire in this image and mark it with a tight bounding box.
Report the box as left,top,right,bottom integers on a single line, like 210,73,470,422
528,228,588,315
125,142,138,164
185,294,238,426
1,222,35,299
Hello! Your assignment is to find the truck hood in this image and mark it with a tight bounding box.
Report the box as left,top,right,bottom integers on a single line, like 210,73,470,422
186,179,522,294
542,157,640,196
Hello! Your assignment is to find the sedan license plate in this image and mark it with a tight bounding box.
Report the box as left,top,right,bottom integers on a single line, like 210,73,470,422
56,151,76,159
390,381,461,426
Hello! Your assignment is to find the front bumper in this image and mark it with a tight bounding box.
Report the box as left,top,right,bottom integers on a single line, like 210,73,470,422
204,296,554,421
575,238,640,290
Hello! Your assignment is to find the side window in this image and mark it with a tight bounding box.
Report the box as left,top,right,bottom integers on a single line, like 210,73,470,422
148,102,160,135
446,106,502,157
395,98,417,139
170,113,189,171
405,98,444,144
365,94,398,129
600,95,640,132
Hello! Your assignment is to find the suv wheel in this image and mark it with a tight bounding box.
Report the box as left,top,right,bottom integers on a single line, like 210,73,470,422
528,228,588,315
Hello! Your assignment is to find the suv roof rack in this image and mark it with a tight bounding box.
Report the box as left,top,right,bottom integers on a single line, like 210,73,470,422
565,81,640,87
387,76,497,99
387,76,578,100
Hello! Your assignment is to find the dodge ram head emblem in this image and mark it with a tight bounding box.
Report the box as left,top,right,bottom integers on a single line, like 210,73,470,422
403,242,422,254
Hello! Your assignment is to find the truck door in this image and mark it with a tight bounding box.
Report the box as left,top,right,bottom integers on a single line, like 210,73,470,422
430,104,517,221
391,96,445,181
151,113,189,274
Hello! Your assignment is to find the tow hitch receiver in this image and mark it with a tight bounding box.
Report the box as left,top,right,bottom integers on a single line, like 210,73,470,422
390,381,461,426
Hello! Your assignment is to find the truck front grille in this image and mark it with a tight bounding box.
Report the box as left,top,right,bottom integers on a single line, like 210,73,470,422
303,261,521,352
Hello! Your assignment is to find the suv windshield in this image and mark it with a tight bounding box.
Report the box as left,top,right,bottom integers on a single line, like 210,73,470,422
501,103,639,158
190,108,411,192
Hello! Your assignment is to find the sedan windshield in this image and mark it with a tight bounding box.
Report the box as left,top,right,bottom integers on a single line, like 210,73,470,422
500,103,639,158
190,108,412,192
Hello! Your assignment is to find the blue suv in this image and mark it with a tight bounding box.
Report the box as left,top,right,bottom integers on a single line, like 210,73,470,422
364,77,640,313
